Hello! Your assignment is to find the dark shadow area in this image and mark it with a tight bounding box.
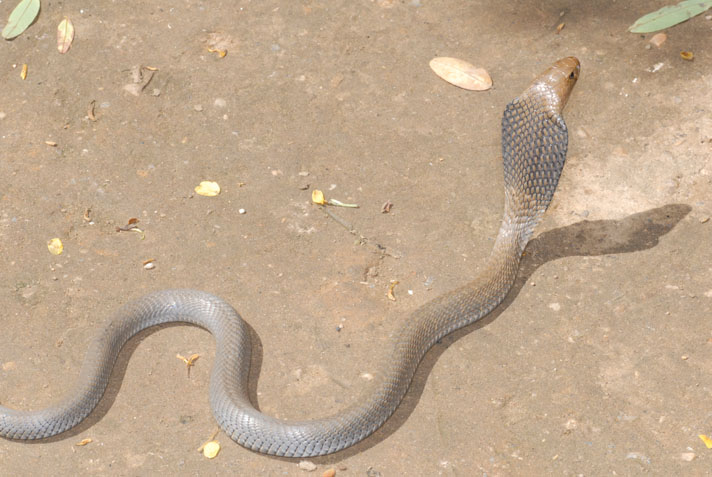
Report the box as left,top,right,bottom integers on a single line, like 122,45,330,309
7,203,690,460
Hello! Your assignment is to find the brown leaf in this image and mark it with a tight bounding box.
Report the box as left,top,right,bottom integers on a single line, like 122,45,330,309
429,57,492,91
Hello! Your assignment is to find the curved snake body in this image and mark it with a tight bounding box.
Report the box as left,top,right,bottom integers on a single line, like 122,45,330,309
0,57,580,456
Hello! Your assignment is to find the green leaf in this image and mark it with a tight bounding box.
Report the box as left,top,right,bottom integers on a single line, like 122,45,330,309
2,0,41,40
629,0,712,33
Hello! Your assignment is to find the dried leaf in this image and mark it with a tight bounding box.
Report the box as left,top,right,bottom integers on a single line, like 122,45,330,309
48,238,64,255
75,438,92,446
387,280,399,301
680,50,694,60
700,434,712,449
649,32,667,48
57,17,74,54
1,0,41,40
556,22,565,34
195,181,221,197
312,189,326,205
629,0,712,33
429,57,492,91
87,100,97,121
207,47,227,58
202,441,220,458
20,63,27,80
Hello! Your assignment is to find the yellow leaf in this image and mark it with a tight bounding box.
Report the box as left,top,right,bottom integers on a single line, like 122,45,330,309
20,63,27,80
700,434,712,449
195,181,220,197
48,238,63,255
311,189,325,205
57,18,75,54
75,438,92,446
680,51,694,61
202,441,220,458
429,57,492,91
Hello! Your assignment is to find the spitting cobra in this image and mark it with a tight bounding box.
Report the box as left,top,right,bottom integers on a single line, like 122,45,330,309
0,57,580,456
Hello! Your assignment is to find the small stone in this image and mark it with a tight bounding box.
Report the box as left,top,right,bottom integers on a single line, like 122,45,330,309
298,171,310,176
681,452,695,461
194,104,204,112
238,208,246,214
214,98,227,108
298,460,317,471
0,112,6,120
681,355,688,360
143,262,156,270
152,88,161,97
549,303,561,311
360,373,374,381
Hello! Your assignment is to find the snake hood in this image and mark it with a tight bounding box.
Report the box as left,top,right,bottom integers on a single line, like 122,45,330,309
500,56,580,246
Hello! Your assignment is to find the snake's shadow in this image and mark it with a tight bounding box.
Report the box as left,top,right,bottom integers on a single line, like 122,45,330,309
21,203,690,459
314,202,691,462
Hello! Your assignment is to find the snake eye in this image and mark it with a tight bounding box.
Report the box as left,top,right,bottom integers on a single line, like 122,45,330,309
569,71,576,79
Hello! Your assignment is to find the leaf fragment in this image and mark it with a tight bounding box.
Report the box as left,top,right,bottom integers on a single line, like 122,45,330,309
555,22,565,34
700,434,712,449
48,238,63,255
649,32,667,48
75,438,92,446
312,189,326,205
202,441,220,458
429,57,492,91
387,280,399,301
195,181,221,197
20,63,27,80
2,0,41,40
57,17,74,54
629,0,712,33
680,50,694,60
207,47,227,58
87,100,97,121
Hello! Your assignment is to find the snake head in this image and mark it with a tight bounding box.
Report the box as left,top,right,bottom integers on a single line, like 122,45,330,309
534,56,580,117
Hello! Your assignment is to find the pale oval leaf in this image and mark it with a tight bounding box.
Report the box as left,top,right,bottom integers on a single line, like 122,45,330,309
429,57,492,91
2,0,41,40
57,17,74,54
629,0,712,33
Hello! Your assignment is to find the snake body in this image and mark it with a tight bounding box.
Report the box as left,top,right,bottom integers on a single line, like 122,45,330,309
0,57,580,456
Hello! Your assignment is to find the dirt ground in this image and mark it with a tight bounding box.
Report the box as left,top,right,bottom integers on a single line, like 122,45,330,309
1,0,711,475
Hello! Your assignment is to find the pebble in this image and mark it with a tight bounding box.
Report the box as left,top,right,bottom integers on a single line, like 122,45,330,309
239,208,246,214
0,112,6,120
194,104,204,112
298,460,317,471
214,98,227,108
360,373,374,381
681,452,695,461
143,262,156,270
549,303,561,311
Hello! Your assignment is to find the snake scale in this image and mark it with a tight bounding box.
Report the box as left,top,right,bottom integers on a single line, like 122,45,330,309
0,57,580,456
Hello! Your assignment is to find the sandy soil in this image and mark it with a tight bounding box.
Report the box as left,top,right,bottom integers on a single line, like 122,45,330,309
1,1,711,475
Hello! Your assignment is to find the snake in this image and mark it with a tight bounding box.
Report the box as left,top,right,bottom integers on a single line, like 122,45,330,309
0,57,580,457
